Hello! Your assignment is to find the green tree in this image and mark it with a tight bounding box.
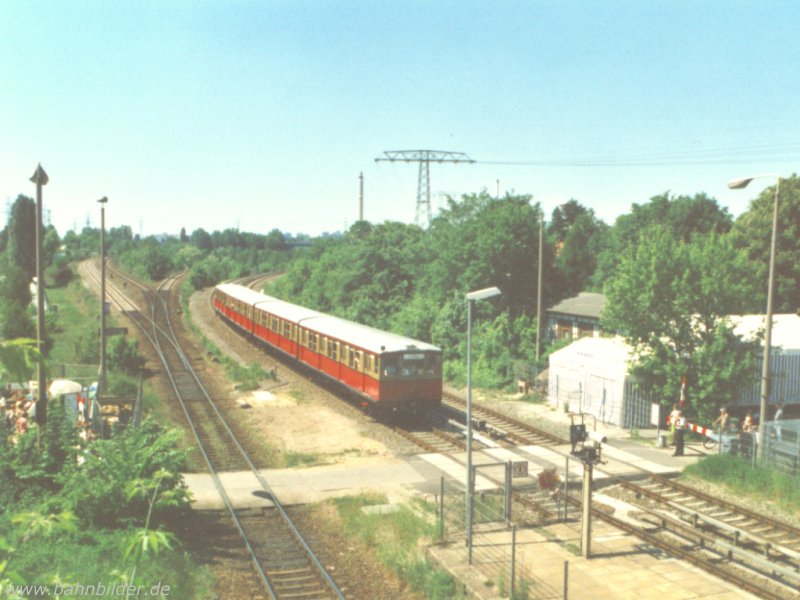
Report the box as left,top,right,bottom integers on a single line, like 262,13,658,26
5,195,38,281
144,244,173,280
0,339,39,384
108,336,146,376
594,192,733,287
731,173,800,313
0,264,35,339
602,227,761,421
552,210,609,298
425,191,549,314
190,228,213,251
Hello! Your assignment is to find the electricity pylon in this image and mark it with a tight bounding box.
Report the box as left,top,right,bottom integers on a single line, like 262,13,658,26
375,150,475,227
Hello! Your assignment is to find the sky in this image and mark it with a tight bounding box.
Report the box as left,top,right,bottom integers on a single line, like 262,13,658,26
2,1,799,238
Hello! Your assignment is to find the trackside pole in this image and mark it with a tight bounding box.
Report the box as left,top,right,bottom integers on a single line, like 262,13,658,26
510,525,516,599
505,460,512,525
581,461,593,558
439,476,445,541
564,455,570,521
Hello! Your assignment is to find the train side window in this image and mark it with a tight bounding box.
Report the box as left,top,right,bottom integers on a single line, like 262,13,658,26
309,333,317,352
353,350,362,371
282,321,291,338
365,354,376,376
320,337,327,355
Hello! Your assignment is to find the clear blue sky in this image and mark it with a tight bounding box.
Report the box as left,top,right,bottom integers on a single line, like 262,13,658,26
2,1,799,237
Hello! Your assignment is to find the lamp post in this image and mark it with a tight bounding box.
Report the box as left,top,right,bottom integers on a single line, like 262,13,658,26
30,164,49,426
465,286,502,561
728,174,780,462
97,196,109,396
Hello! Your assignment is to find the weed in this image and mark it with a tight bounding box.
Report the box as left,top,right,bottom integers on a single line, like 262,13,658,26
683,454,800,516
565,542,581,556
332,494,464,599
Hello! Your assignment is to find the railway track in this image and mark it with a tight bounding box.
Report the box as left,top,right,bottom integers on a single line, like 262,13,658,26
114,261,797,597
436,389,800,597
81,260,345,600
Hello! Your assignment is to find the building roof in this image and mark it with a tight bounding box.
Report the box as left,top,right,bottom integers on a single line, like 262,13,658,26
728,314,800,352
547,292,605,319
547,335,632,380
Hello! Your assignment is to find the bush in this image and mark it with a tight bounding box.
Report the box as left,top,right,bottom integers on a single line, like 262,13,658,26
108,336,146,376
56,419,191,527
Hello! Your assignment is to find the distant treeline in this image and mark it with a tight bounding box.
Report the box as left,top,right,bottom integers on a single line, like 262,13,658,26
2,175,798,416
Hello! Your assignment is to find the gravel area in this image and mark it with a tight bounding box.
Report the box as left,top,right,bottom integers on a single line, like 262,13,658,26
182,286,423,599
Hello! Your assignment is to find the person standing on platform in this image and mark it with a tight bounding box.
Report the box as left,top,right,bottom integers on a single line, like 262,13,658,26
669,403,680,446
672,410,686,456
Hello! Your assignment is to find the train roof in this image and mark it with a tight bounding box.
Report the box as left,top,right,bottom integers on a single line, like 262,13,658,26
216,283,440,354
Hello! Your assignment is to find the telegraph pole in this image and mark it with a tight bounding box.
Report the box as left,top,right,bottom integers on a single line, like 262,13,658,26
375,150,475,228
535,211,544,363
30,164,49,425
97,197,108,395
359,172,364,221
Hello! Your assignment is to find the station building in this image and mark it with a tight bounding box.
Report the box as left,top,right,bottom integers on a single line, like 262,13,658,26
547,314,800,429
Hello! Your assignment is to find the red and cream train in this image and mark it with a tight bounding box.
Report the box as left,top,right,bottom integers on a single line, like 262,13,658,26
212,284,442,418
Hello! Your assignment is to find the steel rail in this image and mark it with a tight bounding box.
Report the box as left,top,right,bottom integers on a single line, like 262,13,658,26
89,261,344,600
151,279,344,599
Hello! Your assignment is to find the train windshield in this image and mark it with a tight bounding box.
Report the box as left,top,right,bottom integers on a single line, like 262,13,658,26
382,352,441,378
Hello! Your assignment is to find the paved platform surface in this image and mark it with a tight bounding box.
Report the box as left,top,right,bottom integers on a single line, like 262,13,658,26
184,397,737,598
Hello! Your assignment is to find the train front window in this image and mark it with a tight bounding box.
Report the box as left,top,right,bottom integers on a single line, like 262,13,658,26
382,353,441,378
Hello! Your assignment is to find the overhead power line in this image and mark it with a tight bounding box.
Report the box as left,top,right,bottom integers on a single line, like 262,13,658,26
478,141,800,168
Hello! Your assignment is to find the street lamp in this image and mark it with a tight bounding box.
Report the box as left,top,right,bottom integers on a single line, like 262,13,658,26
97,196,109,396
30,164,49,426
728,174,780,462
465,285,502,561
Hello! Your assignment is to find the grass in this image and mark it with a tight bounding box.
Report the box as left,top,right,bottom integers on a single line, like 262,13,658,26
46,278,102,374
682,454,800,516
282,450,322,468
46,272,201,467
332,493,464,600
179,281,274,392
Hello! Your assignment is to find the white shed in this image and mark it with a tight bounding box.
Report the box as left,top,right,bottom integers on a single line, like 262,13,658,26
547,336,651,429
547,314,800,425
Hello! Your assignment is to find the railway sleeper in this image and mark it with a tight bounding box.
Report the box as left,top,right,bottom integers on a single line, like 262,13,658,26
653,508,800,588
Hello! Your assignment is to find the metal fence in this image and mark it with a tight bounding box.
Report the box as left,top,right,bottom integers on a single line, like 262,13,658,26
431,455,581,599
721,419,800,476
50,363,98,385
762,419,800,475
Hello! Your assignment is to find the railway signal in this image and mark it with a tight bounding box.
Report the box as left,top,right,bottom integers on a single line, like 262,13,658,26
569,413,607,558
